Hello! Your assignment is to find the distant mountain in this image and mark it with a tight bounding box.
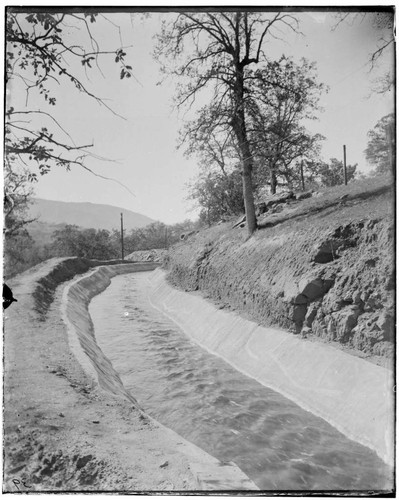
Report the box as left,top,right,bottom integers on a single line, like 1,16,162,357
28,198,154,231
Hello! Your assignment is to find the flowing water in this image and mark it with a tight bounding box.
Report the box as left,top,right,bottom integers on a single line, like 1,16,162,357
89,272,392,491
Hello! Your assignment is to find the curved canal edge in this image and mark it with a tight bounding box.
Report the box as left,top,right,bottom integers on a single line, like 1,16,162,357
147,269,394,468
62,260,258,491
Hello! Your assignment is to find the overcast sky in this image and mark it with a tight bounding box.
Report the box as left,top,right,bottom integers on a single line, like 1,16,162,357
8,9,394,224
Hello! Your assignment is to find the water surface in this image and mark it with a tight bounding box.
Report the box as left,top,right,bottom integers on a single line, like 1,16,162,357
89,272,392,491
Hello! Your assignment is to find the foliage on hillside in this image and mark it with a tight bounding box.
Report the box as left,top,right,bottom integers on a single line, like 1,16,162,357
4,218,199,278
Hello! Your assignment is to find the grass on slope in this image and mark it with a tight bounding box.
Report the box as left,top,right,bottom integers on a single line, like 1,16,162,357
185,174,394,249
257,174,394,232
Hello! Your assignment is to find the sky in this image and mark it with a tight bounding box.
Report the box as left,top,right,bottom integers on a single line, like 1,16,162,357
7,8,395,224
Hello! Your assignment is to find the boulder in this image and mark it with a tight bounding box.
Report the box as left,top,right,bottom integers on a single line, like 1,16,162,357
255,202,267,216
329,305,362,342
312,239,342,263
284,273,334,304
295,191,313,201
304,303,318,327
352,291,362,304
376,312,394,341
264,191,294,207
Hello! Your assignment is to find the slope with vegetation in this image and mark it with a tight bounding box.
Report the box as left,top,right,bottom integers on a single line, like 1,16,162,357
164,175,394,366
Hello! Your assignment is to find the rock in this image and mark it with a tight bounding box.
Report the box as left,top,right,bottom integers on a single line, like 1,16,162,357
299,276,334,301
360,291,370,303
364,293,382,311
313,239,341,263
293,304,307,332
343,292,353,303
352,291,362,304
269,204,284,214
293,293,307,305
326,318,336,340
329,305,361,342
255,202,267,216
295,191,313,201
262,191,294,209
301,326,312,338
376,312,394,341
284,274,334,304
304,303,318,327
312,317,328,339
372,341,394,357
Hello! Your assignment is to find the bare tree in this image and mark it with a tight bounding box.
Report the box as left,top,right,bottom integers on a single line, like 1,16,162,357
332,10,394,93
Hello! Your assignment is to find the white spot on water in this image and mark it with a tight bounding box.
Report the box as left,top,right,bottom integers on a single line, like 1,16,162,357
124,312,129,317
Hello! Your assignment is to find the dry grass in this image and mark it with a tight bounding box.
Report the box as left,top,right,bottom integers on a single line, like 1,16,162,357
256,174,394,234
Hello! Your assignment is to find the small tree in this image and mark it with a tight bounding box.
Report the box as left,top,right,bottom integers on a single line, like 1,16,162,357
317,158,357,187
50,225,118,259
247,56,326,194
188,168,244,226
364,113,395,173
4,165,37,236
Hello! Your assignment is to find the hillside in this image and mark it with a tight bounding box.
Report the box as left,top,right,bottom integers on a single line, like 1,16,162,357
164,175,394,366
29,198,154,231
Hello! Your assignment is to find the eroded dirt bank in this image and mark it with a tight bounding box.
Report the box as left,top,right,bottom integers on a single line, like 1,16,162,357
165,179,394,365
3,258,256,492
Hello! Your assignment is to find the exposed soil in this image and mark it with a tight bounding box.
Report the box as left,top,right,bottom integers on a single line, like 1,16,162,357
164,175,395,368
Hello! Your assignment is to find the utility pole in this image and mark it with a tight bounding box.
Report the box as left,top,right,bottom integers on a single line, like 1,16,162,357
300,159,305,191
386,123,394,173
120,212,124,261
343,145,348,185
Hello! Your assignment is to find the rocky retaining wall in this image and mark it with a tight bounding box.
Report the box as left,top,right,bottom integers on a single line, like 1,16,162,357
148,268,394,468
165,217,394,360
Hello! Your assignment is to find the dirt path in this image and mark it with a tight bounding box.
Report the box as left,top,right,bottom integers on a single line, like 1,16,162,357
3,260,256,492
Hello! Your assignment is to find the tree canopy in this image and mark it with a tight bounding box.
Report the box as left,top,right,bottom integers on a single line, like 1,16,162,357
155,11,302,235
5,9,133,235
364,113,395,173
247,56,326,193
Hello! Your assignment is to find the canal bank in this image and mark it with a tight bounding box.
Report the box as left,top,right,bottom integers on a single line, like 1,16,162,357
3,258,257,492
148,268,394,469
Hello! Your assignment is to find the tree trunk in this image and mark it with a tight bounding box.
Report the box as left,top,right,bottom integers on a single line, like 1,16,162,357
270,170,277,194
234,64,257,236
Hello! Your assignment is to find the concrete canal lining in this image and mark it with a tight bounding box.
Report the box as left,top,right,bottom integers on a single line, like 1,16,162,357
62,261,258,491
147,268,394,467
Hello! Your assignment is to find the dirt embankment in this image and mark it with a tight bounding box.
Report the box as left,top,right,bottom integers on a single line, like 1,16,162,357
3,258,256,492
164,177,394,365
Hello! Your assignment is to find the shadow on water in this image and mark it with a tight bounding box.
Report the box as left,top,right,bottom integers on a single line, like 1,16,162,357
89,272,393,492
